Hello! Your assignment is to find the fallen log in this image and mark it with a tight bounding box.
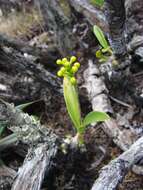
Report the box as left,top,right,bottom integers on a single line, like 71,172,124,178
0,47,61,103
91,136,143,190
0,100,60,190
0,100,87,190
0,33,60,67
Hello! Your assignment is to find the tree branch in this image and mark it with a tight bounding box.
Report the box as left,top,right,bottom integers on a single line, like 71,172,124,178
91,136,143,190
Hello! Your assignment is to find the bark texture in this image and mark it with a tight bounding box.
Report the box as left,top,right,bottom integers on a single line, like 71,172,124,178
38,0,76,56
91,136,143,190
0,100,60,190
0,47,61,103
104,0,127,57
125,0,143,59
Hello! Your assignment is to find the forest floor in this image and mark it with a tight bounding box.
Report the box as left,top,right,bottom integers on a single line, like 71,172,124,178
1,2,143,190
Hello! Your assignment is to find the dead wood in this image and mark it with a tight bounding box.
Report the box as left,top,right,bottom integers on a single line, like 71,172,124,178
0,47,61,103
0,161,16,190
0,100,86,190
91,136,143,190
69,0,107,30
37,0,106,56
105,0,143,65
0,33,60,67
84,60,134,150
37,0,76,56
104,0,126,57
0,100,60,190
84,59,143,176
125,0,143,60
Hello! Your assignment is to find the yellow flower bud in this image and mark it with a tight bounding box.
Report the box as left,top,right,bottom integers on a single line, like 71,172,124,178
57,70,63,77
71,65,78,73
74,62,80,68
96,50,102,58
62,58,68,64
56,59,62,65
64,61,70,67
60,67,66,73
70,77,76,85
70,56,77,63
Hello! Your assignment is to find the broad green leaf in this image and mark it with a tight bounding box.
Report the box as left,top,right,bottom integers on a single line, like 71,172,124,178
63,76,81,132
16,100,40,110
91,0,104,7
93,25,109,49
83,111,110,127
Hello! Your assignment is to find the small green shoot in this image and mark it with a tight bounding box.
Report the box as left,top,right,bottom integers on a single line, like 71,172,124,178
56,56,110,145
93,25,116,64
93,25,108,49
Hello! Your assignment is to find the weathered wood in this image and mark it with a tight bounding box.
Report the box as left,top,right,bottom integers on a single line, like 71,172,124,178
37,0,106,56
0,100,86,190
69,0,107,30
125,0,143,59
0,33,60,67
11,143,58,190
104,0,143,64
38,0,76,56
0,100,60,190
83,60,134,151
84,59,143,176
91,136,143,190
0,161,16,190
0,47,61,103
104,0,126,57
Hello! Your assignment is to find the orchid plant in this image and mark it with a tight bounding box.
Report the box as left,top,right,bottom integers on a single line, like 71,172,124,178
56,56,110,145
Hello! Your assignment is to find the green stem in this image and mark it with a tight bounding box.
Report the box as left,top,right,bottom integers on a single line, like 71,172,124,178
75,132,84,145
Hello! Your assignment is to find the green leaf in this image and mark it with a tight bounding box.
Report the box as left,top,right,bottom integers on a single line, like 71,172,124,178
91,0,104,7
83,111,110,127
93,25,109,49
16,100,41,110
63,76,82,132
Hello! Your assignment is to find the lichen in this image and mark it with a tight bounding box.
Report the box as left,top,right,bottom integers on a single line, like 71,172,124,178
59,0,71,18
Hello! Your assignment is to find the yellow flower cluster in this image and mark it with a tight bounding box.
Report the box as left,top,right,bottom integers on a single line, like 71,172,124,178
56,56,80,85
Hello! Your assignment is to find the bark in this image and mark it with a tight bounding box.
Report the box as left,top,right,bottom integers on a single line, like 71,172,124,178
104,0,143,63
38,0,76,56
0,100,60,190
0,162,16,190
91,136,143,190
125,0,143,59
84,59,143,177
104,0,126,57
84,60,134,151
37,0,107,56
11,143,58,190
69,0,107,30
0,100,86,190
0,47,61,103
0,33,60,67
